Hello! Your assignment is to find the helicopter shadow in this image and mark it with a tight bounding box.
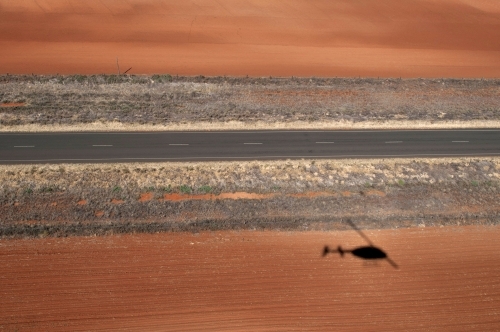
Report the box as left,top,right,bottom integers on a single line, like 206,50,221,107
322,219,399,269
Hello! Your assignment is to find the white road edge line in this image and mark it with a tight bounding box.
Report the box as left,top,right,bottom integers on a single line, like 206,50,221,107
93,145,113,147
14,146,35,148
316,142,335,144
385,141,403,143
169,144,189,146
244,143,263,145
452,141,469,143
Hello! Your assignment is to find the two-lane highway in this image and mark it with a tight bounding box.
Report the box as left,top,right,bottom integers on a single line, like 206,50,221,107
1,130,499,164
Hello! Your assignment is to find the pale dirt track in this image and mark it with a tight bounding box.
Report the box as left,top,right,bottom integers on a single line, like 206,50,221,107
1,0,500,77
1,226,500,331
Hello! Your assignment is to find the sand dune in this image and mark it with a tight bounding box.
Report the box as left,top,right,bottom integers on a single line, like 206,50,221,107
1,0,499,77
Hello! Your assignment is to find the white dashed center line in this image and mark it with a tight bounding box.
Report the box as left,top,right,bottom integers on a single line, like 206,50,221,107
93,145,113,147
244,143,263,145
14,146,34,148
452,141,469,143
316,142,335,144
169,144,189,146
385,141,403,144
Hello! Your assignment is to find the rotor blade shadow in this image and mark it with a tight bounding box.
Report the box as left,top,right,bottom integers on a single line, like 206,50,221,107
322,219,399,269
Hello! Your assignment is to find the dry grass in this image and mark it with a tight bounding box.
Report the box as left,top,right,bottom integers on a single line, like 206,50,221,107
2,119,500,132
1,75,499,131
1,157,499,236
1,157,499,197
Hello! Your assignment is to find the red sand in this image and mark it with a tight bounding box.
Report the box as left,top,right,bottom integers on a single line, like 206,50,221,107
289,191,338,198
364,189,386,197
0,102,26,107
1,226,500,331
1,0,499,77
162,192,275,201
138,192,154,202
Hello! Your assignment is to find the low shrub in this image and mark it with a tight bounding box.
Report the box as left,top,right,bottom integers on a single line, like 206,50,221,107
199,185,212,193
179,185,192,194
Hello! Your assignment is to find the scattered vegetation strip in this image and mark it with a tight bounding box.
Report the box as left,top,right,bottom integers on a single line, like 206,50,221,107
3,157,498,198
1,157,499,237
1,75,499,131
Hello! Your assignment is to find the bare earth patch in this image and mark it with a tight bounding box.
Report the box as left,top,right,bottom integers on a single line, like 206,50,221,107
289,191,338,198
1,0,499,77
364,189,386,197
138,192,153,202
1,102,25,108
217,192,276,200
1,227,499,331
161,192,276,201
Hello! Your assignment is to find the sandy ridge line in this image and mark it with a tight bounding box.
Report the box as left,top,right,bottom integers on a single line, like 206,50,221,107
2,119,500,133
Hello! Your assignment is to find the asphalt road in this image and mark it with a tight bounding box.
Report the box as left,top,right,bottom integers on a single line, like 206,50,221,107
1,130,499,164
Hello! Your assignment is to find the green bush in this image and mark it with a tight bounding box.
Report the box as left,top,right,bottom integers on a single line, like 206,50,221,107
199,185,212,194
179,185,192,194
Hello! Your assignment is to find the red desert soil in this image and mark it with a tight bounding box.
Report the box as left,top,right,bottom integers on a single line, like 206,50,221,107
289,191,338,198
1,0,499,77
364,189,386,197
0,102,26,108
138,192,154,202
160,191,351,201
162,192,275,201
1,226,499,331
